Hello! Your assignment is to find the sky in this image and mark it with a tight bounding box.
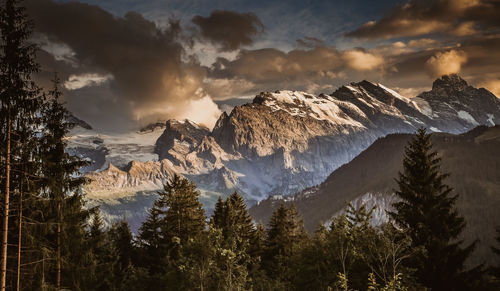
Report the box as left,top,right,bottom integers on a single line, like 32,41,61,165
26,0,500,132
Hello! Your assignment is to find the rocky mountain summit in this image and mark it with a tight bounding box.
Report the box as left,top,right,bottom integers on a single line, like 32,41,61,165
71,74,500,227
416,74,500,131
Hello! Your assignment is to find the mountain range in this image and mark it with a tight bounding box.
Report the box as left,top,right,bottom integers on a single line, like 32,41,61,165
249,125,500,267
67,74,500,232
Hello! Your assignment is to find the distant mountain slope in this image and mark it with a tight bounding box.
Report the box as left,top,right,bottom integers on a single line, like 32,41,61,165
249,125,500,267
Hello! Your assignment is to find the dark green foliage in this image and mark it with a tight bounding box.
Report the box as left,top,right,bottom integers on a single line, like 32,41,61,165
136,174,208,289
389,128,479,290
160,174,206,244
263,204,308,289
0,0,42,289
210,192,256,290
291,204,420,291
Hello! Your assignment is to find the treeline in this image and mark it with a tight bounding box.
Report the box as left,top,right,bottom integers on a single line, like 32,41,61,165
80,131,500,291
1,0,500,290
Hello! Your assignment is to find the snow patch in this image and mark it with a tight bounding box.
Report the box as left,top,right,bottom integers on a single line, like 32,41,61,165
345,85,361,94
487,114,495,125
378,83,411,103
267,91,365,127
457,110,479,125
412,98,433,117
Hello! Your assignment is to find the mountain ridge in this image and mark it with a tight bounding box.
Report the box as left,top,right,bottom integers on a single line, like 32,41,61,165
248,125,500,267
69,74,500,229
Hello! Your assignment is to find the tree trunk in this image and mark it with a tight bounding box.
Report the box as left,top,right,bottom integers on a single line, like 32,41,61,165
16,186,22,291
1,104,11,291
57,201,61,290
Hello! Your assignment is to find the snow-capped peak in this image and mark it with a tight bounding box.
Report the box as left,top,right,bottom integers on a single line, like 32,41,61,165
257,90,365,127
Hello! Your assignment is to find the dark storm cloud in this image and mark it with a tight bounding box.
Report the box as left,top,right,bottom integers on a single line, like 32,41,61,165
192,10,264,52
209,47,343,83
346,0,500,40
205,45,389,99
364,34,500,96
204,32,500,100
26,0,221,131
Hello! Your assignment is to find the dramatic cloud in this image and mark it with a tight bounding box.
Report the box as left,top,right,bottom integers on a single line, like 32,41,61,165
64,73,113,90
26,0,221,131
206,44,392,99
451,21,477,36
192,10,264,52
425,50,467,77
206,46,348,97
25,0,500,127
479,79,500,97
210,47,342,83
408,38,437,48
346,0,500,40
342,49,384,71
203,78,255,100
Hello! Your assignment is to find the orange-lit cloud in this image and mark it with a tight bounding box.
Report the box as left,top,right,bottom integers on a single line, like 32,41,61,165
425,50,467,77
347,0,499,40
342,50,384,71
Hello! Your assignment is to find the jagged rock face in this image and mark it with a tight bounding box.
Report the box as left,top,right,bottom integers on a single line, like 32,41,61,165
84,160,177,199
154,119,210,164
415,74,500,132
78,75,500,230
67,113,93,130
212,91,365,157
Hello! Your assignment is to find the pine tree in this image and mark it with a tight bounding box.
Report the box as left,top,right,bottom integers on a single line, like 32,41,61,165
213,196,226,228
160,174,205,245
210,193,255,290
389,128,477,290
293,224,330,290
212,192,255,249
86,210,117,290
0,0,41,289
109,219,135,272
263,204,308,288
161,175,207,290
137,174,207,289
108,219,141,290
36,75,89,290
137,199,167,279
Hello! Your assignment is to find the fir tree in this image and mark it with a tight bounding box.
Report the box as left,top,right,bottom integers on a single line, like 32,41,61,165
210,193,255,290
389,128,477,290
86,210,115,290
137,174,207,289
36,75,89,290
109,219,135,273
160,174,205,245
137,199,167,275
212,192,255,250
0,0,41,288
264,204,308,288
108,219,142,290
